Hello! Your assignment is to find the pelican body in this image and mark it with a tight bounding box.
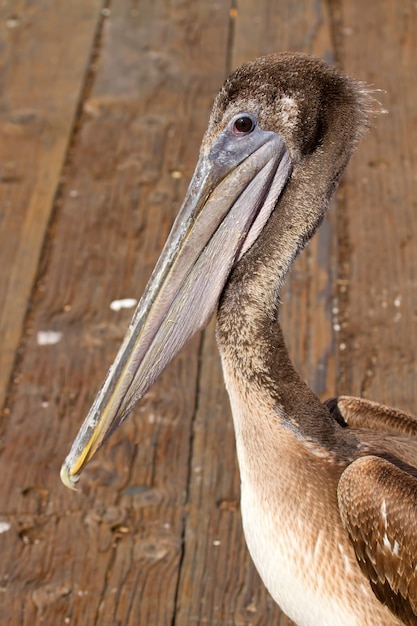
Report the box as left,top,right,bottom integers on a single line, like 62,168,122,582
61,54,417,625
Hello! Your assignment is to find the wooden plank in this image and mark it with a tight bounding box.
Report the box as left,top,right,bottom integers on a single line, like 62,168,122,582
0,1,232,625
231,0,334,68
334,1,417,409
175,2,338,625
0,0,102,415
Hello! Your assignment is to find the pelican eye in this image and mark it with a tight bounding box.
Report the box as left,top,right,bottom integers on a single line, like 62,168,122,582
233,115,256,134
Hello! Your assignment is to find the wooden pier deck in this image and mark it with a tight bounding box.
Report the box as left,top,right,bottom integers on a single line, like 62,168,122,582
1,1,416,624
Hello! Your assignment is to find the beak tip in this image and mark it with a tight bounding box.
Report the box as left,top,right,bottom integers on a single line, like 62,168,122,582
60,461,80,492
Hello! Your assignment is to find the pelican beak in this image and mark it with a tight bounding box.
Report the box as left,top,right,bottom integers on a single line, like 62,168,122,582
61,122,292,489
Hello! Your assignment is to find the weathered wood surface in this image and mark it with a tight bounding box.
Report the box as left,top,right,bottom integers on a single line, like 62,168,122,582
0,0,102,418
0,1,416,625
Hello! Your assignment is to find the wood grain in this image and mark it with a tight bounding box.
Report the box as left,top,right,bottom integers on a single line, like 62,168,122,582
0,1,416,625
0,0,102,415
0,0,232,624
334,1,417,408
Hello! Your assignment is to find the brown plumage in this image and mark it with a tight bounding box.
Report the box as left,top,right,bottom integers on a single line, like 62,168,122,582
61,53,417,625
338,454,417,625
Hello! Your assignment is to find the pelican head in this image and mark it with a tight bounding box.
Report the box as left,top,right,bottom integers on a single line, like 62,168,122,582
61,52,370,488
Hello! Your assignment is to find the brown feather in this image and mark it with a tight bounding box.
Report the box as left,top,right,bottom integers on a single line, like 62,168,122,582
334,396,417,437
338,456,417,625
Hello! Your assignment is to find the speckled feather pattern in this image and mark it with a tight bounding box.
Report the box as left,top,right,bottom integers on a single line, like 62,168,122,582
338,456,417,625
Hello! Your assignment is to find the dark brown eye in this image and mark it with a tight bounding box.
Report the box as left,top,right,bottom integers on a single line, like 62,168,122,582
233,116,255,134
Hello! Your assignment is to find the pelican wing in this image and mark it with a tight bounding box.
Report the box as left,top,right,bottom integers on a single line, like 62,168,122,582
338,455,417,626
327,395,417,437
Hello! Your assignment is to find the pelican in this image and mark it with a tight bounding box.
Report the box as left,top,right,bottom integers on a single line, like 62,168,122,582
61,53,417,626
